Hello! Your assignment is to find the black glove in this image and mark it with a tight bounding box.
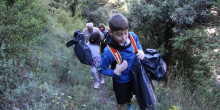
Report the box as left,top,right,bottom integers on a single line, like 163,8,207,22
66,30,82,48
73,30,81,38
66,39,77,48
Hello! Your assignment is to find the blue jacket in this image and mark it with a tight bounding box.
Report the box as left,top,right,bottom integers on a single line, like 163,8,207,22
98,32,143,83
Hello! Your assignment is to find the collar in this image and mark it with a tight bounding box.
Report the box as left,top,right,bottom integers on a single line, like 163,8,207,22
108,34,131,51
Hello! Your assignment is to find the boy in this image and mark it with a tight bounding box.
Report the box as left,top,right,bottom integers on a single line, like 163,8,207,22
98,13,144,110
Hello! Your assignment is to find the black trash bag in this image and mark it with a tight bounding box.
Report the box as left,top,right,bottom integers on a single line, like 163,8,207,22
66,39,77,48
66,30,83,47
131,57,156,110
66,30,93,65
74,41,93,65
141,49,167,80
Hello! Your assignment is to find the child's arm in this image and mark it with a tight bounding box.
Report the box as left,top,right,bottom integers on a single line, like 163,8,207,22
98,60,127,76
98,54,115,76
136,50,145,60
98,50,127,77
114,60,127,75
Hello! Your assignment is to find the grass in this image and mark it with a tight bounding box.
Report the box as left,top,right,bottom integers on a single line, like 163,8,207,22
1,1,219,109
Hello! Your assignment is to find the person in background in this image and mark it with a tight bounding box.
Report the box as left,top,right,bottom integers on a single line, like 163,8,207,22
82,23,104,43
99,23,111,54
87,32,105,89
98,13,144,110
98,23,108,38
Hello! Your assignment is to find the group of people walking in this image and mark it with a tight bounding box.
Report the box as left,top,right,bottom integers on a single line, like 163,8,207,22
82,22,109,89
80,13,145,110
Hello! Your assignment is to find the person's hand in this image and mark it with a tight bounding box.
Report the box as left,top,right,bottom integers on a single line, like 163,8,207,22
114,60,128,76
136,50,145,60
73,30,80,37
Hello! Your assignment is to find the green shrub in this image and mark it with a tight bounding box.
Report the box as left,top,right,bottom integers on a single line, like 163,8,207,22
48,5,87,34
216,0,220,13
0,0,49,109
0,0,48,59
126,0,219,109
170,28,220,109
91,5,111,26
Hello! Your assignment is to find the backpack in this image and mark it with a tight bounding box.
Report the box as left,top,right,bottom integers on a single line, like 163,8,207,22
107,34,138,64
66,30,93,65
99,32,138,56
100,32,111,54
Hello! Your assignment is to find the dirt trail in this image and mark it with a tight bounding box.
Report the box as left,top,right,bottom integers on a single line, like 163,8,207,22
90,82,117,110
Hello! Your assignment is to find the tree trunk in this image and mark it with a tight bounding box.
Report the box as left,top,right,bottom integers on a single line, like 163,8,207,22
162,21,175,83
70,0,78,17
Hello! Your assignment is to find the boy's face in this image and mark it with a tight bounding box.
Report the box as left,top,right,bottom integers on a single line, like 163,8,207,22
111,29,128,46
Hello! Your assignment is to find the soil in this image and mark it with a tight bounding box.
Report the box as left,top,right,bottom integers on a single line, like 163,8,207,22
90,82,117,110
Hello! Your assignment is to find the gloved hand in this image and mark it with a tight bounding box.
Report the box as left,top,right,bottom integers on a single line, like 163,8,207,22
114,60,128,76
136,50,145,60
73,30,81,38
66,39,75,48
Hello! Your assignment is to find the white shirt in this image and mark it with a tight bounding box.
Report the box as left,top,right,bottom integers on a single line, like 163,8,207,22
87,42,100,58
82,27,104,43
